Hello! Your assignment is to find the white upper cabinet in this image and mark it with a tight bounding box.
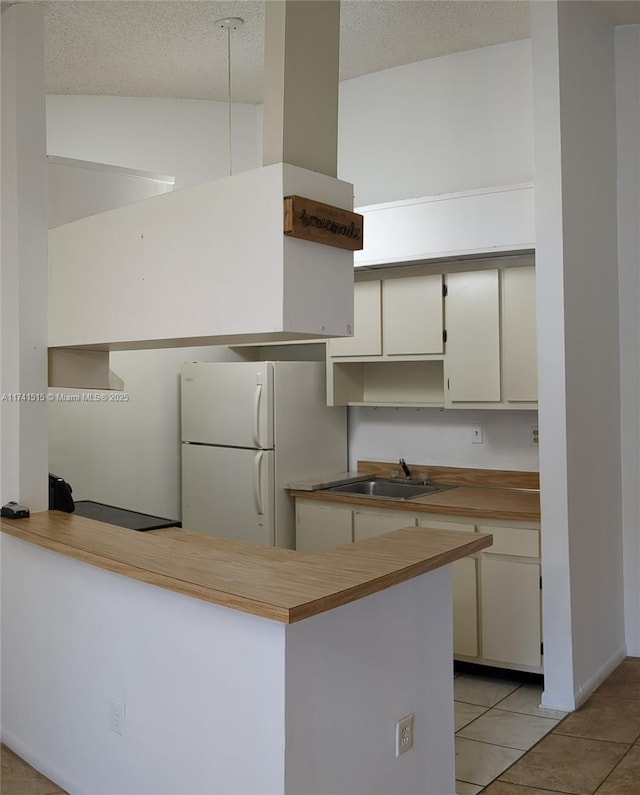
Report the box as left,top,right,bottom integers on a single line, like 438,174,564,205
328,274,444,358
503,265,538,403
445,269,501,404
382,274,444,355
326,258,537,409
327,280,382,357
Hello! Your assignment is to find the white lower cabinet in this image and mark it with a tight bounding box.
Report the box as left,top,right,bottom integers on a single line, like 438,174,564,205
295,499,542,672
478,522,542,671
295,500,353,552
480,558,542,669
418,517,478,658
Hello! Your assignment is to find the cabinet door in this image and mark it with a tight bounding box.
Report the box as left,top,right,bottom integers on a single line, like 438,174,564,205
383,274,444,355
295,501,353,552
328,280,382,357
480,558,541,668
503,266,538,403
445,270,501,403
418,517,478,658
353,510,417,541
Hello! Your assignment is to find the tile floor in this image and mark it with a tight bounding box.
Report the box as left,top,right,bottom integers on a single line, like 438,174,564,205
2,658,639,795
457,656,640,795
454,665,567,794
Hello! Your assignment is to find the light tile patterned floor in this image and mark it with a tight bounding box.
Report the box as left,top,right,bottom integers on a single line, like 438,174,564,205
454,666,565,792
3,659,640,795
463,656,640,795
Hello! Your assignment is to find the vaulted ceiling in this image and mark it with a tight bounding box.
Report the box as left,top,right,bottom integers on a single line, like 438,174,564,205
42,0,532,103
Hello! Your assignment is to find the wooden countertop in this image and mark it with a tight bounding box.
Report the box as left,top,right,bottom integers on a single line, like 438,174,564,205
289,485,540,522
1,512,492,623
289,462,540,522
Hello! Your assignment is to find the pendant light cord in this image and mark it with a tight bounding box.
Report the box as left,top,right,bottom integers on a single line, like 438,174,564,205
215,18,243,177
227,25,232,176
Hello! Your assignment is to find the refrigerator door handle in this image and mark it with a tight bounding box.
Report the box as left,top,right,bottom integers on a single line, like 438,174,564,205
253,382,263,448
253,451,264,516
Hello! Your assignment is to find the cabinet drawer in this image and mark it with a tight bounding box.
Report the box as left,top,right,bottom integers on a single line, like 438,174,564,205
480,525,539,558
354,510,417,541
418,517,476,533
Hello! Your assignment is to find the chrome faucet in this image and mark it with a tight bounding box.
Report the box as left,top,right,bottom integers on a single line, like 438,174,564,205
399,458,412,480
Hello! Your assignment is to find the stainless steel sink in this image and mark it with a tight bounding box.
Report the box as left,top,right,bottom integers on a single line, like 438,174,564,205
324,479,454,500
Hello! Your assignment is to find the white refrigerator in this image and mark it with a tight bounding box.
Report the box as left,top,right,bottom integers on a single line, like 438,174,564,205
181,361,347,548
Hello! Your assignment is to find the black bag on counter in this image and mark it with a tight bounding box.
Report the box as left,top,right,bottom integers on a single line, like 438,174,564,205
49,473,75,513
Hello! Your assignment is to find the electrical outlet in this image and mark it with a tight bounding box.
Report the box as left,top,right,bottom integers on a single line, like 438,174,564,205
109,697,126,736
395,713,414,757
530,426,539,447
472,425,484,444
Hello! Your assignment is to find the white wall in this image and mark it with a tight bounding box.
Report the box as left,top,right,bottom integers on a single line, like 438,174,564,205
532,0,625,709
285,568,454,795
1,535,287,795
48,345,254,519
338,40,534,207
2,534,456,795
45,95,263,519
48,156,174,227
46,94,262,189
45,40,539,521
616,24,640,656
348,408,539,473
341,45,536,482
45,39,534,206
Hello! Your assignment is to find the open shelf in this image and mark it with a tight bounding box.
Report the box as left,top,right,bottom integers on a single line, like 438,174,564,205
328,360,445,407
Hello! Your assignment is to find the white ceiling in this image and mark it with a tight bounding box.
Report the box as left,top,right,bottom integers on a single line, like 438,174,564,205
40,0,534,103
2,0,632,104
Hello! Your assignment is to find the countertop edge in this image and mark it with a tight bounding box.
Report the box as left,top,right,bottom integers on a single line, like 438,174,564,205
0,519,292,622
285,531,492,623
289,488,541,523
1,512,491,624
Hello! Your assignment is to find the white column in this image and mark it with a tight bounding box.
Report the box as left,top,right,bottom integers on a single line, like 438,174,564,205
262,0,340,176
0,3,49,510
615,24,640,657
532,0,625,710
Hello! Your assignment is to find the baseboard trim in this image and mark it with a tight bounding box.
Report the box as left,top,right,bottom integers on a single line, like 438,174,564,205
540,688,578,712
574,645,628,709
541,645,627,712
0,730,90,795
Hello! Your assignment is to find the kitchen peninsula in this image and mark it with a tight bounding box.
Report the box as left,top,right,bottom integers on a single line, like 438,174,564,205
291,463,542,674
1,512,490,795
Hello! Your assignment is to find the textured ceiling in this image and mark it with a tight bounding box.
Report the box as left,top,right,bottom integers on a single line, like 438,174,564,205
41,0,533,103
